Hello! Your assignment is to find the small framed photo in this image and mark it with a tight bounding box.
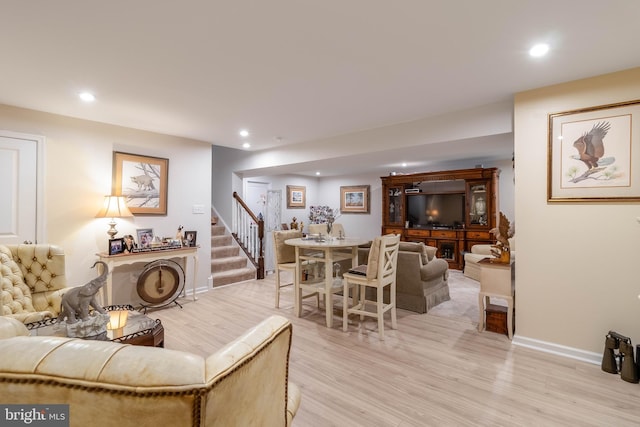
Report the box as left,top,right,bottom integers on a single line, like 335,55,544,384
340,185,370,213
184,231,197,247
122,234,137,253
136,228,154,249
286,185,306,208
108,238,124,255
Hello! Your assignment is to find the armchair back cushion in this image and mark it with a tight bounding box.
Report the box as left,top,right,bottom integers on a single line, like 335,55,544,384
0,244,67,323
273,230,303,264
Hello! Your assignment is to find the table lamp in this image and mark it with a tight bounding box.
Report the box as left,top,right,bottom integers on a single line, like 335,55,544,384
107,310,129,337
95,195,134,238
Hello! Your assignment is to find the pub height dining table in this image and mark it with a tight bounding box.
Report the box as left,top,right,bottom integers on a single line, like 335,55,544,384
285,236,370,328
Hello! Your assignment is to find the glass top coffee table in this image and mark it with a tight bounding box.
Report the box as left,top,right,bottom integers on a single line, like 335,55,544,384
25,305,165,348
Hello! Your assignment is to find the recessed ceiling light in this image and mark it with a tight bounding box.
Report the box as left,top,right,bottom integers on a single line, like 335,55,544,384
242,142,251,149
315,172,321,176
529,43,549,57
402,162,407,167
79,92,95,102
239,129,250,138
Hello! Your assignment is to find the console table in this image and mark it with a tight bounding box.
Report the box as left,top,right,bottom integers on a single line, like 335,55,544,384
96,247,199,306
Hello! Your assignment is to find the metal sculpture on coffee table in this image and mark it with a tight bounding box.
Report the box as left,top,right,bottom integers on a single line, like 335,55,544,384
57,261,110,337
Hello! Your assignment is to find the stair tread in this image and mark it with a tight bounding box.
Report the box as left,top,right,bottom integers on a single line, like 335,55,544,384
212,246,240,256
212,266,255,277
211,256,248,273
211,255,246,264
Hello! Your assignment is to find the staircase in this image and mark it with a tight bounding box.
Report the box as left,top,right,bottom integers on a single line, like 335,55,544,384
211,221,256,287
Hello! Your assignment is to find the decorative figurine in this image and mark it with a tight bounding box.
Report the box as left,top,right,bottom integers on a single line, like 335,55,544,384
176,225,184,245
57,261,109,324
490,212,514,263
290,217,299,230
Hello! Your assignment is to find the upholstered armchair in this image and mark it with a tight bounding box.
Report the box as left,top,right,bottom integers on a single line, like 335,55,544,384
357,241,449,313
0,244,68,323
463,238,516,281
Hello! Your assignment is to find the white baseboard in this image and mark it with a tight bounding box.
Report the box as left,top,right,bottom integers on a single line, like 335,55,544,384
512,334,602,365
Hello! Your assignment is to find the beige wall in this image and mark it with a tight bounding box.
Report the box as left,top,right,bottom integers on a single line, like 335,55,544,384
514,67,640,359
0,104,212,298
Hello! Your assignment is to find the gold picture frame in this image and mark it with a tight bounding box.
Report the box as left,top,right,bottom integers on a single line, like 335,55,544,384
286,185,306,208
548,99,640,202
113,151,169,215
340,185,370,213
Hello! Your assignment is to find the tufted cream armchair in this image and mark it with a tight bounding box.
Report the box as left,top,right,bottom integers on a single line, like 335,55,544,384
0,244,68,323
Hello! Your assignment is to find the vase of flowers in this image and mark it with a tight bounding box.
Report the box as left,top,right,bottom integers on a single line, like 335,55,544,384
309,205,340,236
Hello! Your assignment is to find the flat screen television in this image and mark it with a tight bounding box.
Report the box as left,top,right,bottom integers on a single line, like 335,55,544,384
406,193,465,229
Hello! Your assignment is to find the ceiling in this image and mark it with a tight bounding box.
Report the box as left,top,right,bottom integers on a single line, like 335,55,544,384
2,1,640,176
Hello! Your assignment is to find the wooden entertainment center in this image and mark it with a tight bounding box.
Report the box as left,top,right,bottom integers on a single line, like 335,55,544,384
381,167,499,270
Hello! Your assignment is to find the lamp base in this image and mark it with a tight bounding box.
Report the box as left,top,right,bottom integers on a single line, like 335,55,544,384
107,219,118,238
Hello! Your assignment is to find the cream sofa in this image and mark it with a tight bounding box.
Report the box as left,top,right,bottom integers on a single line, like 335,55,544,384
0,314,301,426
358,241,449,313
0,244,68,323
463,238,516,281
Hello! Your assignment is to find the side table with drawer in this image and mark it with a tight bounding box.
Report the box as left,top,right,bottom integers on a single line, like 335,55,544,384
477,258,515,339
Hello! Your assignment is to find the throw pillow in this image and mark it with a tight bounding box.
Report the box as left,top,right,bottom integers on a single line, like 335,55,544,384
399,241,429,263
366,237,382,279
424,246,437,262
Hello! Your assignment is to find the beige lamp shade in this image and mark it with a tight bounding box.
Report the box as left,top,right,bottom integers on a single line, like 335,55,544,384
96,195,134,238
107,310,129,337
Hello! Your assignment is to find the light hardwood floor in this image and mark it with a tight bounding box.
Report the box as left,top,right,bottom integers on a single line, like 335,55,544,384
152,273,640,426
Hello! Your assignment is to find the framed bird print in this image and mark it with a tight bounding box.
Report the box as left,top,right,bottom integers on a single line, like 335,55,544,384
548,99,640,202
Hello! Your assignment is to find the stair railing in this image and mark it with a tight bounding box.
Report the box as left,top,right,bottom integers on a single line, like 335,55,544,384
231,191,265,279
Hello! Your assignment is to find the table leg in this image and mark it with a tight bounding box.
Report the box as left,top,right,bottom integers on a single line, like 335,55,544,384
324,248,334,328
102,261,114,306
350,246,359,310
507,297,514,340
294,247,302,317
191,253,199,301
477,292,485,332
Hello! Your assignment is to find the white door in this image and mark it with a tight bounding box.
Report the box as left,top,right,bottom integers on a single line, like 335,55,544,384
0,132,42,245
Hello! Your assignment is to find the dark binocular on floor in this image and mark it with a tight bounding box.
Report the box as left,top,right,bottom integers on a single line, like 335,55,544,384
601,331,639,383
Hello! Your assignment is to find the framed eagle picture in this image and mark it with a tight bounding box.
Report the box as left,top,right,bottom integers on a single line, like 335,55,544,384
547,99,640,202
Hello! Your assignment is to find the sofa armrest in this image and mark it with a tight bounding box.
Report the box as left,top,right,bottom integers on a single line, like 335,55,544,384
420,258,449,282
0,317,29,339
31,288,68,315
205,315,298,425
471,244,493,255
